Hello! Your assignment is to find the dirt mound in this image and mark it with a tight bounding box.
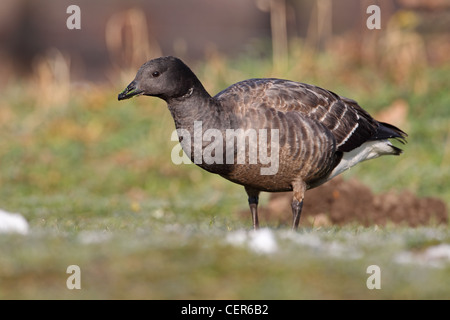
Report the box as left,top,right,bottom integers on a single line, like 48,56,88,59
241,177,448,227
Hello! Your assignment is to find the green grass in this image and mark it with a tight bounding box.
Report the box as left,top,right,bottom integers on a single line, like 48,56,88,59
1,222,450,299
0,54,449,299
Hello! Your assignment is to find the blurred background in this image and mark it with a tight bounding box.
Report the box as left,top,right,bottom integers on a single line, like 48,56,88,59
1,0,449,84
1,0,450,209
1,0,449,211
1,0,450,300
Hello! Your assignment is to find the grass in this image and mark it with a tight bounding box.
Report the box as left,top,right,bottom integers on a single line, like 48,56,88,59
2,223,450,299
0,49,449,299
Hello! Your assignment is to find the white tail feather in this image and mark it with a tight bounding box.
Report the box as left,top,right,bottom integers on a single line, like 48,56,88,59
328,140,397,180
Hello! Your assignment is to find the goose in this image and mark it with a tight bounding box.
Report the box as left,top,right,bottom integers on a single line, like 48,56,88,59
118,56,407,230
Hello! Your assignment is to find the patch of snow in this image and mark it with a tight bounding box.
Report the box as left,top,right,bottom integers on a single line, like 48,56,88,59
226,230,247,246
395,243,450,268
249,228,278,254
226,228,278,254
0,209,29,235
152,208,165,219
425,243,450,261
78,231,111,244
281,231,362,259
281,232,322,248
226,229,365,258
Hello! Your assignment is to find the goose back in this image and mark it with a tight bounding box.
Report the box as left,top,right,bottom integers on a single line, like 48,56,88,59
215,78,381,153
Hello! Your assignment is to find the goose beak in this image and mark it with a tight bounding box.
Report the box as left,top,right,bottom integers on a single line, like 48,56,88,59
118,81,143,100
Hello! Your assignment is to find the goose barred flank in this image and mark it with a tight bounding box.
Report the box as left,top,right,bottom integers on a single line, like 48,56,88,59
118,56,407,230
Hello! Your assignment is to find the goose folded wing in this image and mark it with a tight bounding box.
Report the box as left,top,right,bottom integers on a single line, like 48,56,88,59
216,79,381,153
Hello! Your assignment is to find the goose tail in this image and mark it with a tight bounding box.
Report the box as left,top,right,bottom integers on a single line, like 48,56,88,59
373,121,408,145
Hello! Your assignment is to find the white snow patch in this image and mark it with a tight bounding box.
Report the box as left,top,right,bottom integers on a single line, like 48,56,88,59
152,208,165,219
0,209,29,235
281,232,322,248
226,228,278,254
281,232,362,259
395,243,450,268
249,229,278,254
226,230,247,247
425,244,450,260
78,231,111,244
226,229,364,258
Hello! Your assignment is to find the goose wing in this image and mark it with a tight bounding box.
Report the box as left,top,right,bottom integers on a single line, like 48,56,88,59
215,78,404,153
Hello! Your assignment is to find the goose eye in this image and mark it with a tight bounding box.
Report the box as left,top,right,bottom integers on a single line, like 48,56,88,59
152,71,160,77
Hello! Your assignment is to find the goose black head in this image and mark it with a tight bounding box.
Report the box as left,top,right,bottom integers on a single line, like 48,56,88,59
118,56,200,102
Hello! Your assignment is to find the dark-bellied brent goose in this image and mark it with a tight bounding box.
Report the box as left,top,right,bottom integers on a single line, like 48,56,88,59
118,56,407,230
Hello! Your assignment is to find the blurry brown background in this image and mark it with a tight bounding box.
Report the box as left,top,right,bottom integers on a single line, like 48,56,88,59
1,0,449,86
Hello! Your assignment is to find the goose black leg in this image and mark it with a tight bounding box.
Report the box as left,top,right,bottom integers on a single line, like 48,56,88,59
291,199,303,230
249,196,259,230
292,180,306,231
245,187,260,230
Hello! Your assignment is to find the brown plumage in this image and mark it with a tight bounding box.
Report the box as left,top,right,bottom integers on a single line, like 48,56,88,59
118,56,407,230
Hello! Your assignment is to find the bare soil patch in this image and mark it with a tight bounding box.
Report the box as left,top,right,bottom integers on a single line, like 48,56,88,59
240,177,448,227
